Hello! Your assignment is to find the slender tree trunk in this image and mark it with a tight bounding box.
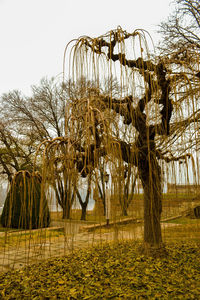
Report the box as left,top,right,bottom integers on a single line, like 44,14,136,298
80,203,87,220
120,168,137,217
139,155,162,248
76,178,91,221
122,205,128,216
62,201,71,219
102,197,106,216
97,182,106,216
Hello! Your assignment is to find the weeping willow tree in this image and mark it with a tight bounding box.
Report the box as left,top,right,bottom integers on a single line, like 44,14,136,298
35,137,79,219
62,27,200,252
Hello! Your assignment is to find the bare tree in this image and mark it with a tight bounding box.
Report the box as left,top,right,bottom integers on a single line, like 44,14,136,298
41,138,78,219
0,120,34,182
0,78,67,214
157,0,200,167
1,77,65,143
159,0,200,57
76,175,92,220
158,0,200,109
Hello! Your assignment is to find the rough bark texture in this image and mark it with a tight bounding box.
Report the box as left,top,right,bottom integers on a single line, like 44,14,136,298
80,203,87,221
62,201,71,219
139,156,162,245
76,179,91,221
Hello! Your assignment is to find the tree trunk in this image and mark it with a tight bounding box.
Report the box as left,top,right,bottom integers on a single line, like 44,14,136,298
80,203,87,220
62,202,71,219
122,206,128,216
102,196,106,216
120,196,128,216
143,179,162,245
139,155,162,249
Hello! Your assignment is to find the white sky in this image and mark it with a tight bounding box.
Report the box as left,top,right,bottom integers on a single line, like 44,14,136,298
0,0,173,96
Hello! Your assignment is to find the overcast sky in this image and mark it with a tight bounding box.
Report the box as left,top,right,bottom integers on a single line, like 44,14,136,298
0,0,173,96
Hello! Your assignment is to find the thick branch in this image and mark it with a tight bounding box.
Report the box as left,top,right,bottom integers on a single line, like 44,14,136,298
156,150,192,163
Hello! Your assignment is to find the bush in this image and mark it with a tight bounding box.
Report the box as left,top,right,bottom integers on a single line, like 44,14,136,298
0,171,50,229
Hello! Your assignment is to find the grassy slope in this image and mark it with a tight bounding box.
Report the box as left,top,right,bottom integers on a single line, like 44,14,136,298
0,240,200,299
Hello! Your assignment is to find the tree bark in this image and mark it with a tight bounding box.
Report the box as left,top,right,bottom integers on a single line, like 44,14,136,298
62,201,71,219
139,154,162,247
97,182,106,216
76,179,91,221
80,203,87,220
122,206,128,216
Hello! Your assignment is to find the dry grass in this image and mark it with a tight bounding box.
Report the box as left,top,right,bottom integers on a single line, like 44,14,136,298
0,227,65,250
163,223,200,242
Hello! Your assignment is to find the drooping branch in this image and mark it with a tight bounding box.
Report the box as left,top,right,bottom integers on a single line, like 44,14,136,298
83,30,156,72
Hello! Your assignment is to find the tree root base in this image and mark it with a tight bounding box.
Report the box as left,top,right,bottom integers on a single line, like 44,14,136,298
139,242,168,258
